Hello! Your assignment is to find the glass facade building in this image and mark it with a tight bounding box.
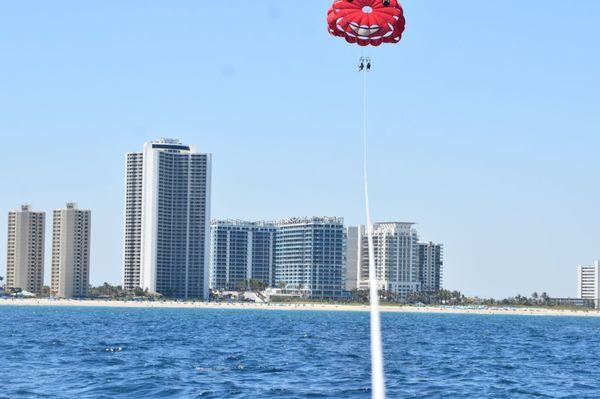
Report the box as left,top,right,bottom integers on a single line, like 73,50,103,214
275,217,346,300
210,220,277,291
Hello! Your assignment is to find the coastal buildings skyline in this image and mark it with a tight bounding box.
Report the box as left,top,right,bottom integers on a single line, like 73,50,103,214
3,138,448,300
2,1,598,300
209,218,446,300
0,132,589,300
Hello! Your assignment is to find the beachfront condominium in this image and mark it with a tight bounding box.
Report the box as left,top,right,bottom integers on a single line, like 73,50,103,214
344,226,361,291
210,220,277,291
275,217,346,300
357,222,420,298
122,139,212,299
51,203,91,299
577,261,600,308
5,205,45,294
123,151,143,293
418,242,443,292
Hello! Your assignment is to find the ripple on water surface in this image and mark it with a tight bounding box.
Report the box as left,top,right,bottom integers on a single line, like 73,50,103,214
1,307,600,398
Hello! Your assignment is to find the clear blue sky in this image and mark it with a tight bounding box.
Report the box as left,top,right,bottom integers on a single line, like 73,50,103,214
1,1,599,298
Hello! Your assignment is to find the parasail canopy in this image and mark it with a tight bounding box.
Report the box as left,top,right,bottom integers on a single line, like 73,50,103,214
327,0,406,47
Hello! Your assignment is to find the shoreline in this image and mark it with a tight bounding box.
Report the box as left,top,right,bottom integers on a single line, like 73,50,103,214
1,298,599,317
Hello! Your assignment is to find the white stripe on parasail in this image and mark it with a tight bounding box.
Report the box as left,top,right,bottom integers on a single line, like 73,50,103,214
361,56,386,399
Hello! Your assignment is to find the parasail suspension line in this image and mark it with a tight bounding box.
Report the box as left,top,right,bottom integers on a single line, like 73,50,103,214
361,56,386,399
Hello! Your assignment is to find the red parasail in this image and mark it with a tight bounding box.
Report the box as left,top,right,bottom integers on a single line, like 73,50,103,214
327,0,406,47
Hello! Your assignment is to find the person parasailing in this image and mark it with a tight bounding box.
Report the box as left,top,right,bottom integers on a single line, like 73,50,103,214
326,1,406,399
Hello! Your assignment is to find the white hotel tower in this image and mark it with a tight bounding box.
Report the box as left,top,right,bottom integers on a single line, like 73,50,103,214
123,139,212,299
357,222,420,298
577,261,600,308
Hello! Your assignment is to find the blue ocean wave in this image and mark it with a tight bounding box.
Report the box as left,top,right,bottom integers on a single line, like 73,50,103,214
0,307,599,398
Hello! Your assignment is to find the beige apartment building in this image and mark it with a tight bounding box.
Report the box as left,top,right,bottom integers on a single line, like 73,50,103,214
357,222,421,299
5,205,46,294
51,203,91,298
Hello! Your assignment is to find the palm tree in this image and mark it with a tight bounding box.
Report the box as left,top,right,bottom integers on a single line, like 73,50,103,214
277,281,287,291
541,292,549,305
236,280,247,293
249,279,267,292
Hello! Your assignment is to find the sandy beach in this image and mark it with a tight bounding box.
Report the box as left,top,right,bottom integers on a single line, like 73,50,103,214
1,298,599,317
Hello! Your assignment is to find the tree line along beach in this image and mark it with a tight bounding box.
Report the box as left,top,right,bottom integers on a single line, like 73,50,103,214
2,298,600,317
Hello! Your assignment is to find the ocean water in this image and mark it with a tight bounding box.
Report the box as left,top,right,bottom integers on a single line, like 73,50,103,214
1,306,599,398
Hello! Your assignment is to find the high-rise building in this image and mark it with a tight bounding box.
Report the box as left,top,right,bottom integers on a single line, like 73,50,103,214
344,226,361,291
275,217,346,300
358,222,420,298
51,203,91,298
5,205,45,294
418,242,443,292
210,220,277,291
123,152,143,292
122,139,212,299
577,261,600,308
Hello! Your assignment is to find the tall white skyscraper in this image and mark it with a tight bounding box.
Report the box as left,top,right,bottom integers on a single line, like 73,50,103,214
123,152,143,292
51,203,91,299
358,222,420,298
577,261,600,308
123,139,212,299
6,205,45,294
